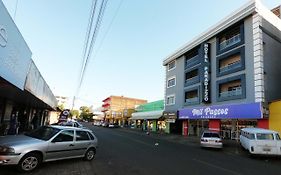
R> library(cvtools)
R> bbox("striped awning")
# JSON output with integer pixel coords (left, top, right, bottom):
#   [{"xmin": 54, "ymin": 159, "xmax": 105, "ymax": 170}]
[{"xmin": 131, "ymin": 110, "xmax": 164, "ymax": 120}]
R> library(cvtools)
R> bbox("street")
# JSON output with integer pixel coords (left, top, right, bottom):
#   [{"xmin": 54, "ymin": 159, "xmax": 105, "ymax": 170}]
[{"xmin": 1, "ymin": 125, "xmax": 281, "ymax": 175}]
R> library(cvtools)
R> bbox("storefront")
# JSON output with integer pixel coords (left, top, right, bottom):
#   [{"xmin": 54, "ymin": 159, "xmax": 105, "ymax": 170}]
[
  {"xmin": 179, "ymin": 102, "xmax": 264, "ymax": 139},
  {"xmin": 131, "ymin": 110, "xmax": 165, "ymax": 132},
  {"xmin": 0, "ymin": 1, "xmax": 57, "ymax": 134},
  {"xmin": 163, "ymin": 111, "xmax": 180, "ymax": 134}
]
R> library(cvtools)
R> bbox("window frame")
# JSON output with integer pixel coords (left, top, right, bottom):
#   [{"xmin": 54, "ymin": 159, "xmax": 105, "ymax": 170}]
[
  {"xmin": 166, "ymin": 94, "xmax": 175, "ymax": 106},
  {"xmin": 167, "ymin": 76, "xmax": 176, "ymax": 88},
  {"xmin": 168, "ymin": 60, "xmax": 176, "ymax": 71},
  {"xmin": 216, "ymin": 46, "xmax": 245, "ymax": 77},
  {"xmin": 216, "ymin": 74, "xmax": 246, "ymax": 102}
]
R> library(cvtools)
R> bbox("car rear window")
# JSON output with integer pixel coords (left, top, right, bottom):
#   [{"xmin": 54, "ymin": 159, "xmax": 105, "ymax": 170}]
[{"xmin": 203, "ymin": 132, "xmax": 220, "ymax": 138}]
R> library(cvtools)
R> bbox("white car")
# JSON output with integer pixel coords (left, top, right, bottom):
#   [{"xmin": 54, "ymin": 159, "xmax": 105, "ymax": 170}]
[
  {"xmin": 240, "ymin": 128, "xmax": 281, "ymax": 155},
  {"xmin": 200, "ymin": 130, "xmax": 223, "ymax": 149}
]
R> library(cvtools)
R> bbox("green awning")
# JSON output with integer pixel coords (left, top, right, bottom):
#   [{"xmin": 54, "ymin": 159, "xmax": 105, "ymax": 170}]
[{"xmin": 131, "ymin": 110, "xmax": 164, "ymax": 120}]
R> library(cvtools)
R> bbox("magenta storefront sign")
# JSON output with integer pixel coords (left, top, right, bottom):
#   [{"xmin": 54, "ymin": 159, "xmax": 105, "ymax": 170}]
[{"xmin": 179, "ymin": 102, "xmax": 262, "ymax": 119}]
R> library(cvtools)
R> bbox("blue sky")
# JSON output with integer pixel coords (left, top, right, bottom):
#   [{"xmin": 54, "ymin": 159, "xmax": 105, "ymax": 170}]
[{"xmin": 2, "ymin": 0, "xmax": 280, "ymax": 108}]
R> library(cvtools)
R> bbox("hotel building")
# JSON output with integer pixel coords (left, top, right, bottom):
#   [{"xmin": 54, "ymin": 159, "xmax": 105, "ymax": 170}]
[{"xmin": 163, "ymin": 1, "xmax": 281, "ymax": 139}]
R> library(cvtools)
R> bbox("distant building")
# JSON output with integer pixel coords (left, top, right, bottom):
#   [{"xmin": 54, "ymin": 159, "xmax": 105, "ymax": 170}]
[{"xmin": 102, "ymin": 96, "xmax": 147, "ymax": 125}]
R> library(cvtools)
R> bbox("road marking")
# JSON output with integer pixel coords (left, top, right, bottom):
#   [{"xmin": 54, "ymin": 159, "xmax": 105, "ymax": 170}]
[{"xmin": 193, "ymin": 158, "xmax": 241, "ymax": 175}]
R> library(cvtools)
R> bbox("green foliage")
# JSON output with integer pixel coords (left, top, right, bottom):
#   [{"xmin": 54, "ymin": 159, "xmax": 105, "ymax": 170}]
[
  {"xmin": 79, "ymin": 106, "xmax": 93, "ymax": 121},
  {"xmin": 57, "ymin": 104, "xmax": 64, "ymax": 111},
  {"xmin": 70, "ymin": 110, "xmax": 79, "ymax": 118}
]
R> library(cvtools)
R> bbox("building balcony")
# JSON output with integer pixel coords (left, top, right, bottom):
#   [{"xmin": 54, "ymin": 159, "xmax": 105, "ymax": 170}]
[
  {"xmin": 219, "ymin": 34, "xmax": 241, "ymax": 51},
  {"xmin": 219, "ymin": 60, "xmax": 241, "ymax": 73},
  {"xmin": 219, "ymin": 87, "xmax": 242, "ymax": 98},
  {"xmin": 185, "ymin": 97, "xmax": 199, "ymax": 105},
  {"xmin": 185, "ymin": 76, "xmax": 200, "ymax": 87},
  {"xmin": 185, "ymin": 55, "xmax": 200, "ymax": 69}
]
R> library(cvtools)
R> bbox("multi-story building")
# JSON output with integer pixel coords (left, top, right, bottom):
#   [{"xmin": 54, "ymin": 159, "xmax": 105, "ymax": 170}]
[
  {"xmin": 163, "ymin": 0, "xmax": 281, "ymax": 139},
  {"xmin": 102, "ymin": 96, "xmax": 147, "ymax": 125}
]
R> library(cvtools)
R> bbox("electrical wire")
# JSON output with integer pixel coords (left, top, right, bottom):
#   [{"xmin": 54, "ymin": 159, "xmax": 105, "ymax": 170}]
[{"xmin": 73, "ymin": 0, "xmax": 109, "ymax": 109}]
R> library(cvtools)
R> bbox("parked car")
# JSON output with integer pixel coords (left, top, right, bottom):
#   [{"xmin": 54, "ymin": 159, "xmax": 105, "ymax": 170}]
[
  {"xmin": 52, "ymin": 121, "xmax": 84, "ymax": 128},
  {"xmin": 0, "ymin": 125, "xmax": 98, "ymax": 172},
  {"xmin": 108, "ymin": 123, "xmax": 119, "ymax": 128},
  {"xmin": 240, "ymin": 127, "xmax": 281, "ymax": 155},
  {"xmin": 200, "ymin": 130, "xmax": 223, "ymax": 149}
]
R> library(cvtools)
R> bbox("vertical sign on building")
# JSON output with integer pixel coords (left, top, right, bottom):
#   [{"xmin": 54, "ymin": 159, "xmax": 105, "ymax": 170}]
[{"xmin": 202, "ymin": 43, "xmax": 211, "ymax": 103}]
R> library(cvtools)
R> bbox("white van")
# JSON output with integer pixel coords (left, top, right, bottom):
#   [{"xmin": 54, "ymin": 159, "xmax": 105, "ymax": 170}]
[{"xmin": 240, "ymin": 128, "xmax": 281, "ymax": 155}]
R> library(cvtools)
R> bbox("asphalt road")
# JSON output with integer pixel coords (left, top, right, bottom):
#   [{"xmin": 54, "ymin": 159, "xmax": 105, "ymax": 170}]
[{"xmin": 1, "ymin": 125, "xmax": 281, "ymax": 175}]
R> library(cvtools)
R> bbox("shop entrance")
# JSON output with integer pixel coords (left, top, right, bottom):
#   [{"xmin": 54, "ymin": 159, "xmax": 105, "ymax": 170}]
[
  {"xmin": 221, "ymin": 119, "xmax": 257, "ymax": 140},
  {"xmin": 188, "ymin": 120, "xmax": 208, "ymax": 136}
]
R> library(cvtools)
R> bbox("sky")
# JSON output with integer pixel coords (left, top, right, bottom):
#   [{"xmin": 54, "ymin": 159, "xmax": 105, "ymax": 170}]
[{"xmin": 2, "ymin": 0, "xmax": 280, "ymax": 109}]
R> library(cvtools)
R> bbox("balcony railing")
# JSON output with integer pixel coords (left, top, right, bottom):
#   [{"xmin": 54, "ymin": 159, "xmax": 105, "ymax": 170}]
[
  {"xmin": 185, "ymin": 97, "xmax": 199, "ymax": 104},
  {"xmin": 185, "ymin": 55, "xmax": 200, "ymax": 69},
  {"xmin": 219, "ymin": 60, "xmax": 241, "ymax": 73},
  {"xmin": 219, "ymin": 87, "xmax": 242, "ymax": 98},
  {"xmin": 219, "ymin": 34, "xmax": 241, "ymax": 50},
  {"xmin": 185, "ymin": 76, "xmax": 200, "ymax": 86}
]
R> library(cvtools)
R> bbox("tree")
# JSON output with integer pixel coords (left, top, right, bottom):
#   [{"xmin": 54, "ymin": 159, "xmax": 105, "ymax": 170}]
[
  {"xmin": 70, "ymin": 110, "xmax": 79, "ymax": 118},
  {"xmin": 79, "ymin": 106, "xmax": 93, "ymax": 121},
  {"xmin": 57, "ymin": 104, "xmax": 64, "ymax": 111}
]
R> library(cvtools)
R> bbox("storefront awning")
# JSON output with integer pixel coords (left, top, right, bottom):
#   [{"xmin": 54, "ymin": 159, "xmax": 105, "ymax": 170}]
[{"xmin": 131, "ymin": 110, "xmax": 164, "ymax": 120}]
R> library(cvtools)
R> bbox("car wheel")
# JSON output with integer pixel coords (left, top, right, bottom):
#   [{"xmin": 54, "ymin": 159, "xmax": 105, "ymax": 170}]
[
  {"xmin": 17, "ymin": 152, "xmax": 41, "ymax": 172},
  {"xmin": 84, "ymin": 148, "xmax": 96, "ymax": 161}
]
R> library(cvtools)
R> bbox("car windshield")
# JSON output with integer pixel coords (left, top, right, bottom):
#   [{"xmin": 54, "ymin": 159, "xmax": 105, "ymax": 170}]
[
  {"xmin": 25, "ymin": 126, "xmax": 61, "ymax": 141},
  {"xmin": 203, "ymin": 132, "xmax": 220, "ymax": 138}
]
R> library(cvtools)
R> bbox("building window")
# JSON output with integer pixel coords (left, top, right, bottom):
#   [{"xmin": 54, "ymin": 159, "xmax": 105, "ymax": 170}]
[
  {"xmin": 219, "ymin": 54, "xmax": 241, "ymax": 73},
  {"xmin": 217, "ymin": 23, "xmax": 244, "ymax": 55},
  {"xmin": 167, "ymin": 77, "xmax": 176, "ymax": 88},
  {"xmin": 185, "ymin": 89, "xmax": 199, "ymax": 105},
  {"xmin": 216, "ymin": 46, "xmax": 245, "ymax": 77},
  {"xmin": 217, "ymin": 74, "xmax": 246, "ymax": 101},
  {"xmin": 166, "ymin": 95, "xmax": 175, "ymax": 105},
  {"xmin": 185, "ymin": 69, "xmax": 200, "ymax": 86},
  {"xmin": 185, "ymin": 47, "xmax": 200, "ymax": 69},
  {"xmin": 168, "ymin": 61, "xmax": 176, "ymax": 71}
]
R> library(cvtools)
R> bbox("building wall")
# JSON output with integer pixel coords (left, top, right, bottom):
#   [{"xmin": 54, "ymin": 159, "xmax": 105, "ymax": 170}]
[
  {"xmin": 165, "ymin": 56, "xmax": 185, "ymax": 112},
  {"xmin": 262, "ymin": 19, "xmax": 281, "ymax": 103},
  {"xmin": 269, "ymin": 101, "xmax": 281, "ymax": 134}
]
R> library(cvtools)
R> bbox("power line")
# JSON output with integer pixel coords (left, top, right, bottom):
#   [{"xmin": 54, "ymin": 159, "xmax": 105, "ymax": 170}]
[{"xmin": 73, "ymin": 0, "xmax": 109, "ymax": 109}]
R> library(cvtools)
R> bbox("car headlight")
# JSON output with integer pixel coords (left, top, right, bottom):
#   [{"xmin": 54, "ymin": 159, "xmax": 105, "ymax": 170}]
[{"xmin": 0, "ymin": 145, "xmax": 15, "ymax": 154}]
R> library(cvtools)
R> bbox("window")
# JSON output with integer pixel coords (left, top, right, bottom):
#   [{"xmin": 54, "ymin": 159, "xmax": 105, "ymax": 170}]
[
  {"xmin": 185, "ymin": 90, "xmax": 199, "ymax": 105},
  {"xmin": 256, "ymin": 133, "xmax": 274, "ymax": 140},
  {"xmin": 216, "ymin": 23, "xmax": 245, "ymax": 55},
  {"xmin": 167, "ymin": 77, "xmax": 176, "ymax": 88},
  {"xmin": 276, "ymin": 134, "xmax": 281, "ymax": 140},
  {"xmin": 53, "ymin": 130, "xmax": 74, "ymax": 142},
  {"xmin": 166, "ymin": 95, "xmax": 175, "ymax": 105},
  {"xmin": 87, "ymin": 131, "xmax": 95, "ymax": 140},
  {"xmin": 168, "ymin": 61, "xmax": 176, "ymax": 71},
  {"xmin": 185, "ymin": 69, "xmax": 200, "ymax": 86},
  {"xmin": 219, "ymin": 80, "xmax": 242, "ymax": 98},
  {"xmin": 219, "ymin": 54, "xmax": 241, "ymax": 73},
  {"xmin": 219, "ymin": 26, "xmax": 241, "ymax": 51},
  {"xmin": 216, "ymin": 46, "xmax": 245, "ymax": 77},
  {"xmin": 216, "ymin": 74, "xmax": 245, "ymax": 101},
  {"xmin": 76, "ymin": 131, "xmax": 90, "ymax": 141}
]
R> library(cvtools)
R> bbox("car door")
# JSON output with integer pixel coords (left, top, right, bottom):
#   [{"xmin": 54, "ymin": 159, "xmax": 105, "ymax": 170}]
[
  {"xmin": 75, "ymin": 130, "xmax": 92, "ymax": 156},
  {"xmin": 46, "ymin": 130, "xmax": 75, "ymax": 161}
]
